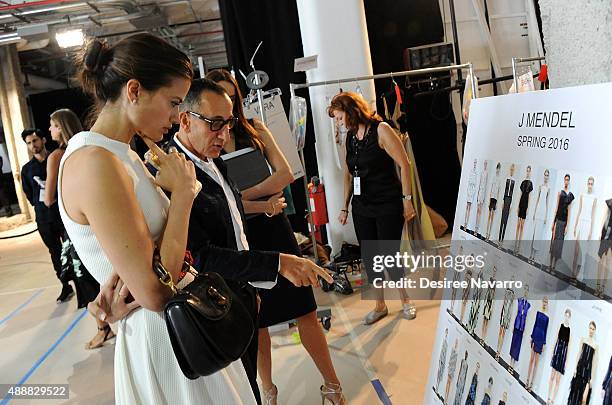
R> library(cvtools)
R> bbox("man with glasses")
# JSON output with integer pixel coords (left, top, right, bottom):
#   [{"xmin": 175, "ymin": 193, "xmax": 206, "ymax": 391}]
[
  {"xmin": 88, "ymin": 80, "xmax": 331, "ymax": 404},
  {"xmin": 163, "ymin": 79, "xmax": 330, "ymax": 403}
]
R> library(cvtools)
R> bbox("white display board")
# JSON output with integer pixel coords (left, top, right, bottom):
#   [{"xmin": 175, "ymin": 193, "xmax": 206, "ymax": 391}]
[
  {"xmin": 425, "ymin": 83, "xmax": 612, "ymax": 405},
  {"xmin": 243, "ymin": 94, "xmax": 305, "ymax": 179}
]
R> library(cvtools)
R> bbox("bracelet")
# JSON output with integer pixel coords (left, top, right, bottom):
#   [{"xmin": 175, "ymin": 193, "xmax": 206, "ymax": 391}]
[
  {"xmin": 341, "ymin": 209, "xmax": 349, "ymax": 213},
  {"xmin": 265, "ymin": 201, "xmax": 275, "ymax": 217},
  {"xmin": 402, "ymin": 195, "xmax": 412, "ymax": 201}
]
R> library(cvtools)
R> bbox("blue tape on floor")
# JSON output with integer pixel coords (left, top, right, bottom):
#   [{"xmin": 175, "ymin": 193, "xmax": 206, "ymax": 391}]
[
  {"xmin": 0, "ymin": 289, "xmax": 43, "ymax": 327},
  {"xmin": 0, "ymin": 309, "xmax": 88, "ymax": 405},
  {"xmin": 371, "ymin": 379, "xmax": 393, "ymax": 405}
]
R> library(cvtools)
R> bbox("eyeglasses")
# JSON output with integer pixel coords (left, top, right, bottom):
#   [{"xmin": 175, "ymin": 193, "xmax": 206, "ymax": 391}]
[{"xmin": 187, "ymin": 111, "xmax": 238, "ymax": 131}]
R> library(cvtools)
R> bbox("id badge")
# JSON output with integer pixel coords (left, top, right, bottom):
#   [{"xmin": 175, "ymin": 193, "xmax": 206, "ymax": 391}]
[
  {"xmin": 353, "ymin": 176, "xmax": 361, "ymax": 196},
  {"xmin": 39, "ymin": 189, "xmax": 45, "ymax": 202}
]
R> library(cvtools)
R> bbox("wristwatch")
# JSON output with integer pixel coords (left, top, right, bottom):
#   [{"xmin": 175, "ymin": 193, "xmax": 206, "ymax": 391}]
[{"xmin": 402, "ymin": 195, "xmax": 412, "ymax": 201}]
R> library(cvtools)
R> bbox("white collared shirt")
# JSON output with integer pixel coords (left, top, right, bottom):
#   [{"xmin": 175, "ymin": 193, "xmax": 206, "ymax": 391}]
[{"xmin": 173, "ymin": 136, "xmax": 277, "ymax": 288}]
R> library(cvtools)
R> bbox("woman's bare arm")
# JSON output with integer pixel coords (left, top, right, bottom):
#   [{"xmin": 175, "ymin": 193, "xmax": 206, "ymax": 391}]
[
  {"xmin": 44, "ymin": 149, "xmax": 63, "ymax": 207},
  {"xmin": 241, "ymin": 119, "xmax": 294, "ymax": 200},
  {"xmin": 62, "ymin": 146, "xmax": 194, "ymax": 311}
]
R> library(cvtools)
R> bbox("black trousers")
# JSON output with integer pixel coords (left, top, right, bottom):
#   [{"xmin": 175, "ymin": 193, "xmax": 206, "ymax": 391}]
[
  {"xmin": 37, "ymin": 220, "xmax": 65, "ymax": 283},
  {"xmin": 498, "ymin": 197, "xmax": 512, "ymax": 242},
  {"xmin": 353, "ymin": 212, "xmax": 404, "ymax": 283},
  {"xmin": 240, "ymin": 317, "xmax": 261, "ymax": 405}
]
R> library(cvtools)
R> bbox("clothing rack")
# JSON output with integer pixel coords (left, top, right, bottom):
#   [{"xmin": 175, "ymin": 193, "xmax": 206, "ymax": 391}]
[
  {"xmin": 511, "ymin": 56, "xmax": 545, "ymax": 92},
  {"xmin": 412, "ymin": 72, "xmax": 541, "ymax": 98},
  {"xmin": 289, "ymin": 63, "xmax": 476, "ymax": 262},
  {"xmin": 289, "ymin": 63, "xmax": 476, "ymax": 96}
]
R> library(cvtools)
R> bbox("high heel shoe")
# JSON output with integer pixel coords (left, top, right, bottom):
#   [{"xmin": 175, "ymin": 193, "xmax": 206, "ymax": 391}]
[
  {"xmin": 320, "ymin": 382, "xmax": 346, "ymax": 405},
  {"xmin": 262, "ymin": 385, "xmax": 277, "ymax": 405}
]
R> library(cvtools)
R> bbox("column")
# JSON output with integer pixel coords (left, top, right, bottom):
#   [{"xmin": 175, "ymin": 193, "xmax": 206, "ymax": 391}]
[
  {"xmin": 296, "ymin": 0, "xmax": 375, "ymax": 253},
  {"xmin": 538, "ymin": 0, "xmax": 612, "ymax": 87},
  {"xmin": 0, "ymin": 44, "xmax": 34, "ymax": 220}
]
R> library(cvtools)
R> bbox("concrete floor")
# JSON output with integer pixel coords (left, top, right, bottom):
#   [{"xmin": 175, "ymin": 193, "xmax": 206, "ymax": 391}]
[{"xmin": 0, "ymin": 222, "xmax": 441, "ymax": 404}]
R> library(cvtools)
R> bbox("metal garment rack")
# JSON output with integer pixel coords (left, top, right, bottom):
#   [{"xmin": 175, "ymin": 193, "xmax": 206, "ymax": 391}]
[
  {"xmin": 289, "ymin": 63, "xmax": 477, "ymax": 263},
  {"xmin": 511, "ymin": 56, "xmax": 546, "ymax": 92}
]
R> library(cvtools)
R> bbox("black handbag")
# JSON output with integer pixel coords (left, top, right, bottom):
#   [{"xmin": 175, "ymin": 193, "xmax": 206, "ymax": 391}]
[{"xmin": 153, "ymin": 253, "xmax": 255, "ymax": 379}]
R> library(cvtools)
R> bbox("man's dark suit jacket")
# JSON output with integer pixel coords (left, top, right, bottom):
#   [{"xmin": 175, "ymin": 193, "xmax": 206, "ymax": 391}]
[{"xmin": 163, "ymin": 138, "xmax": 280, "ymax": 405}]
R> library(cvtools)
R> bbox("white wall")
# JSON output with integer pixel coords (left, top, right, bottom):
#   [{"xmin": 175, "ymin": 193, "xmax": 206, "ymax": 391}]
[
  {"xmin": 538, "ymin": 0, "xmax": 612, "ymax": 88},
  {"xmin": 296, "ymin": 0, "xmax": 377, "ymax": 253}
]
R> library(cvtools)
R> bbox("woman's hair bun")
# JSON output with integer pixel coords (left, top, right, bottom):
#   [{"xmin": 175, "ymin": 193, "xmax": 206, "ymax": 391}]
[{"xmin": 84, "ymin": 39, "xmax": 109, "ymax": 73}]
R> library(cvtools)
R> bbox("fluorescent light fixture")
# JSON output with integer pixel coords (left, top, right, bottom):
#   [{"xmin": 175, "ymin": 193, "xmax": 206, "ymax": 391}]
[{"xmin": 55, "ymin": 28, "xmax": 84, "ymax": 48}]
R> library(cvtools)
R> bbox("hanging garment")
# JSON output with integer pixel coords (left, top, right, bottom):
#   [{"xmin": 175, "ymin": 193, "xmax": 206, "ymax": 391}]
[
  {"xmin": 567, "ymin": 342, "xmax": 595, "ymax": 405},
  {"xmin": 530, "ymin": 311, "xmax": 549, "ymax": 354},
  {"xmin": 481, "ymin": 392, "xmax": 491, "ymax": 405},
  {"xmin": 400, "ymin": 86, "xmax": 460, "ymax": 225},
  {"xmin": 550, "ymin": 324, "xmax": 571, "ymax": 374},
  {"xmin": 509, "ymin": 297, "xmax": 531, "ymax": 361},
  {"xmin": 394, "ymin": 129, "xmax": 438, "ymax": 254}
]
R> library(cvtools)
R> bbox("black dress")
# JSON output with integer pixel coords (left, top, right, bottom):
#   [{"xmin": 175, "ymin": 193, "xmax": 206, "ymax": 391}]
[
  {"xmin": 567, "ymin": 342, "xmax": 595, "ymax": 405},
  {"xmin": 603, "ymin": 355, "xmax": 611, "ymax": 405},
  {"xmin": 552, "ymin": 190, "xmax": 574, "ymax": 259},
  {"xmin": 247, "ymin": 213, "xmax": 317, "ymax": 327},
  {"xmin": 345, "ymin": 121, "xmax": 404, "ymax": 283},
  {"xmin": 551, "ymin": 324, "xmax": 571, "ymax": 374},
  {"xmin": 599, "ymin": 199, "xmax": 612, "ymax": 258},
  {"xmin": 231, "ymin": 125, "xmax": 317, "ymax": 328},
  {"xmin": 518, "ymin": 179, "xmax": 533, "ymax": 219},
  {"xmin": 345, "ymin": 121, "xmax": 402, "ymax": 218}
]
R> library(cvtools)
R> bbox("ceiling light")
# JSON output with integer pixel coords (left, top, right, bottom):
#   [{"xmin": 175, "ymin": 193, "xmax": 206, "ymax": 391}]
[{"xmin": 55, "ymin": 28, "xmax": 84, "ymax": 48}]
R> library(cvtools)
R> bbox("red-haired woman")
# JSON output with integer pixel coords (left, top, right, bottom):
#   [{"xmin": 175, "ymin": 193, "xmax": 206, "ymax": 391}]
[
  {"xmin": 328, "ymin": 91, "xmax": 417, "ymax": 325},
  {"xmin": 208, "ymin": 69, "xmax": 345, "ymax": 405}
]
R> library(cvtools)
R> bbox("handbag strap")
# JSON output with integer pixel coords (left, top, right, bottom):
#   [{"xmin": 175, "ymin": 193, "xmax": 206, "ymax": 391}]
[{"xmin": 153, "ymin": 248, "xmax": 178, "ymax": 294}]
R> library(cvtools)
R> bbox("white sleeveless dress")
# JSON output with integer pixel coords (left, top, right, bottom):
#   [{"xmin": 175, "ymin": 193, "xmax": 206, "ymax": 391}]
[{"xmin": 57, "ymin": 131, "xmax": 256, "ymax": 405}]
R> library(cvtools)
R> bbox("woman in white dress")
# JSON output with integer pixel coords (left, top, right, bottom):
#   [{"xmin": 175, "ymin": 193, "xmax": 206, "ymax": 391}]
[
  {"xmin": 464, "ymin": 159, "xmax": 478, "ymax": 229},
  {"xmin": 529, "ymin": 169, "xmax": 551, "ymax": 263},
  {"xmin": 572, "ymin": 176, "xmax": 597, "ymax": 281},
  {"xmin": 58, "ymin": 33, "xmax": 257, "ymax": 404},
  {"xmin": 475, "ymin": 160, "xmax": 489, "ymax": 235}
]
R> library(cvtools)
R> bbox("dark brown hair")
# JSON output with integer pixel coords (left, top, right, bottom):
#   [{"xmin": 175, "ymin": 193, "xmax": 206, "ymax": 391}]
[
  {"xmin": 76, "ymin": 33, "xmax": 193, "ymax": 106},
  {"xmin": 327, "ymin": 92, "xmax": 382, "ymax": 132},
  {"xmin": 206, "ymin": 69, "xmax": 264, "ymax": 151}
]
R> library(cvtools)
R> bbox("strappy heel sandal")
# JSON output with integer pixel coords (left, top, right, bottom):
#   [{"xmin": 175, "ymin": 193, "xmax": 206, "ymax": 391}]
[{"xmin": 85, "ymin": 324, "xmax": 115, "ymax": 350}]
